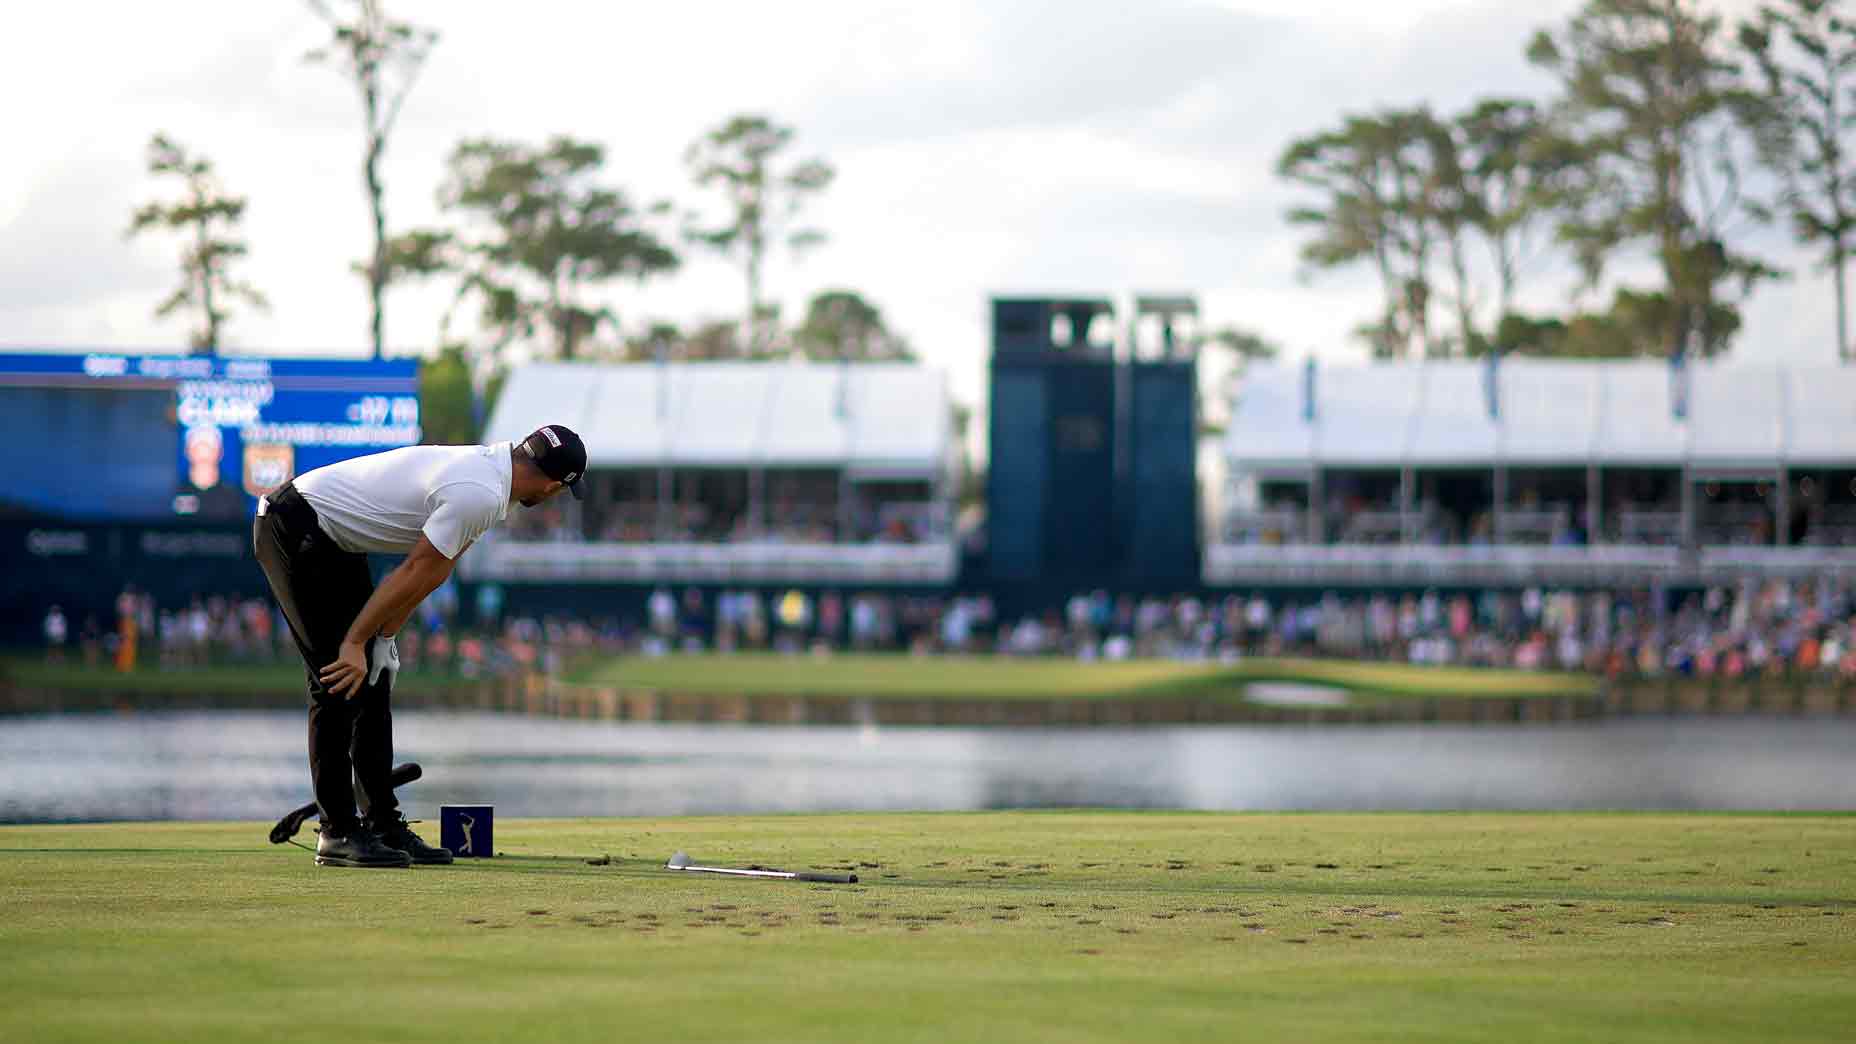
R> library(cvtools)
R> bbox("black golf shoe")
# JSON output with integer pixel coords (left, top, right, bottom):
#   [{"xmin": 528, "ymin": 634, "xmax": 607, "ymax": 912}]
[
  {"xmin": 371, "ymin": 815, "xmax": 454, "ymax": 865},
  {"xmin": 315, "ymin": 826, "xmax": 411, "ymax": 868}
]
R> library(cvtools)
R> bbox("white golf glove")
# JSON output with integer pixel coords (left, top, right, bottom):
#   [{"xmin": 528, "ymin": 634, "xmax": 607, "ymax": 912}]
[{"xmin": 366, "ymin": 633, "xmax": 401, "ymax": 687}]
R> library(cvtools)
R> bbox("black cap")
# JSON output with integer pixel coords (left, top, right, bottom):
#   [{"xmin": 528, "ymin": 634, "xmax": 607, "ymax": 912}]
[{"xmin": 519, "ymin": 425, "xmax": 587, "ymax": 500}]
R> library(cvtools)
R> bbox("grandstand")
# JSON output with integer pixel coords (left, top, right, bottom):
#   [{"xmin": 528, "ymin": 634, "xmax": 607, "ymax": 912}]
[
  {"xmin": 8, "ymin": 339, "xmax": 1855, "ymax": 651},
  {"xmin": 1213, "ymin": 357, "xmax": 1856, "ymax": 586},
  {"xmin": 465, "ymin": 360, "xmax": 958, "ymax": 585}
]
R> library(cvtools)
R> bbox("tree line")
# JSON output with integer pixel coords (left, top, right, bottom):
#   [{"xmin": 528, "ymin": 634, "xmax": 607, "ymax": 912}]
[
  {"xmin": 1279, "ymin": 0, "xmax": 1856, "ymax": 361},
  {"xmin": 125, "ymin": 1, "xmax": 914, "ymax": 390}
]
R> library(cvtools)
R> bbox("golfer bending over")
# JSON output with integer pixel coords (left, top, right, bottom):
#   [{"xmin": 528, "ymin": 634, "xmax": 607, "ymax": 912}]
[{"xmin": 254, "ymin": 426, "xmax": 586, "ymax": 868}]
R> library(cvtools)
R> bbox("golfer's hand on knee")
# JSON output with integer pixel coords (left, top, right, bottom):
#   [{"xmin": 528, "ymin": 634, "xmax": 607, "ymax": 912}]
[{"xmin": 320, "ymin": 640, "xmax": 369, "ymax": 698}]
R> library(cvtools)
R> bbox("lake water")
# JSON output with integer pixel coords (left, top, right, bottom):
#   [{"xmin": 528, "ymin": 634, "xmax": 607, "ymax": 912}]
[{"xmin": 1, "ymin": 710, "xmax": 1852, "ymax": 824}]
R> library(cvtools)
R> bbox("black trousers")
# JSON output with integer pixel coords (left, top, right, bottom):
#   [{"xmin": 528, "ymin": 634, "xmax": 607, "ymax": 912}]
[{"xmin": 252, "ymin": 483, "xmax": 397, "ymax": 835}]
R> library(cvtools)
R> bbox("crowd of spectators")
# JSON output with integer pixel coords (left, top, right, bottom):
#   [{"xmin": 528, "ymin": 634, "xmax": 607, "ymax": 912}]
[
  {"xmin": 501, "ymin": 478, "xmax": 946, "ymax": 547},
  {"xmin": 1231, "ymin": 472, "xmax": 1856, "ymax": 548},
  {"xmin": 39, "ymin": 588, "xmax": 290, "ymax": 672},
  {"xmin": 613, "ymin": 580, "xmax": 1856, "ymax": 682},
  {"xmin": 39, "ymin": 579, "xmax": 1856, "ymax": 686},
  {"xmin": 639, "ymin": 587, "xmax": 959, "ymax": 655},
  {"xmin": 39, "ymin": 583, "xmax": 600, "ymax": 684}
]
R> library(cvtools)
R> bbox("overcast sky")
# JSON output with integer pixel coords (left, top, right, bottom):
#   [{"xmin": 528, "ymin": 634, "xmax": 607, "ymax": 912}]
[{"xmin": 0, "ymin": 0, "xmax": 1828, "ymax": 415}]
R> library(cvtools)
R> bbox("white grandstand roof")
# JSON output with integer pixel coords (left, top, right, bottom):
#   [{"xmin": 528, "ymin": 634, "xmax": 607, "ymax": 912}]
[
  {"xmin": 1789, "ymin": 365, "xmax": 1856, "ymax": 465},
  {"xmin": 1408, "ymin": 363, "xmax": 1500, "ymax": 465},
  {"xmin": 1224, "ymin": 362, "xmax": 1312, "ymax": 471},
  {"xmin": 1498, "ymin": 358, "xmax": 1600, "ymax": 462},
  {"xmin": 485, "ymin": 360, "xmax": 949, "ymax": 473},
  {"xmin": 1226, "ymin": 359, "xmax": 1856, "ymax": 470},
  {"xmin": 1687, "ymin": 365, "xmax": 1783, "ymax": 468},
  {"xmin": 1592, "ymin": 360, "xmax": 1687, "ymax": 465},
  {"xmin": 1313, "ymin": 366, "xmax": 1418, "ymax": 467}
]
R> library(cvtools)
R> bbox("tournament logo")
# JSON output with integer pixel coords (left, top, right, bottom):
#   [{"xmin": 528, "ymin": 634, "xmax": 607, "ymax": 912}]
[{"xmin": 243, "ymin": 442, "xmax": 295, "ymax": 497}]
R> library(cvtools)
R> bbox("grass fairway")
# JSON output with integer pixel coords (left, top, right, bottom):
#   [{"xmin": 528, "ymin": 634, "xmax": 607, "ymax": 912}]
[
  {"xmin": 568, "ymin": 652, "xmax": 1595, "ymax": 701},
  {"xmin": 3, "ymin": 814, "xmax": 1851, "ymax": 1043}
]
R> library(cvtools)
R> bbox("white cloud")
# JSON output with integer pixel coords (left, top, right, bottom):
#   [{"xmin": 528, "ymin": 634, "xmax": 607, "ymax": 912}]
[{"xmin": 0, "ymin": 0, "xmax": 1841, "ymax": 409}]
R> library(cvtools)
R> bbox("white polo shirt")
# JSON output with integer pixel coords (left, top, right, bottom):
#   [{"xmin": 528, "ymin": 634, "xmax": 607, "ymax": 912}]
[{"xmin": 292, "ymin": 442, "xmax": 513, "ymax": 559}]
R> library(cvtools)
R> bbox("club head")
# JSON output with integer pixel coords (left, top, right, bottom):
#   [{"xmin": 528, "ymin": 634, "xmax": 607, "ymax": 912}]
[{"xmin": 666, "ymin": 851, "xmax": 693, "ymax": 870}]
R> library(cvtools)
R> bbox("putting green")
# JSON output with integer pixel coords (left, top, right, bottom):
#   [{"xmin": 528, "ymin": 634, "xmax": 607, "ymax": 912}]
[
  {"xmin": 3, "ymin": 813, "xmax": 1851, "ymax": 1042},
  {"xmin": 4, "ymin": 654, "xmax": 1594, "ymax": 707},
  {"xmin": 567, "ymin": 653, "xmax": 1595, "ymax": 701}
]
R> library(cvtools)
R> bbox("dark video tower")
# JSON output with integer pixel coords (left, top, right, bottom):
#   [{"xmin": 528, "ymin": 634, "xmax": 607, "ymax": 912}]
[
  {"xmin": 987, "ymin": 298, "xmax": 1119, "ymax": 586},
  {"xmin": 986, "ymin": 296, "xmax": 1199, "ymax": 597},
  {"xmin": 1123, "ymin": 357, "xmax": 1199, "ymax": 585},
  {"xmin": 1120, "ymin": 296, "xmax": 1200, "ymax": 586}
]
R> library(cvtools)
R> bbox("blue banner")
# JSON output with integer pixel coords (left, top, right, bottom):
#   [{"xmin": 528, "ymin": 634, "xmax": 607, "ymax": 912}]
[
  {"xmin": 0, "ymin": 351, "xmax": 418, "ymax": 386},
  {"xmin": 0, "ymin": 352, "xmax": 422, "ymax": 521}
]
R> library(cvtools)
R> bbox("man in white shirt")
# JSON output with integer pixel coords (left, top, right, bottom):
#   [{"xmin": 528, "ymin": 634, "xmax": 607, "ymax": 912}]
[{"xmin": 253, "ymin": 425, "xmax": 586, "ymax": 868}]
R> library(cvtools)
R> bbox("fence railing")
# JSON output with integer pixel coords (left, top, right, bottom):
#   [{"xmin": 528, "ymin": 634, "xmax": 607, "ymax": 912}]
[
  {"xmin": 1203, "ymin": 543, "xmax": 1856, "ymax": 585},
  {"xmin": 462, "ymin": 538, "xmax": 959, "ymax": 585}
]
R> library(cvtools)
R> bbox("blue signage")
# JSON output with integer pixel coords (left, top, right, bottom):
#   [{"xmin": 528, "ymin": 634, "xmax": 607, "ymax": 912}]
[
  {"xmin": 0, "ymin": 351, "xmax": 418, "ymax": 385},
  {"xmin": 0, "ymin": 352, "xmax": 422, "ymax": 519}
]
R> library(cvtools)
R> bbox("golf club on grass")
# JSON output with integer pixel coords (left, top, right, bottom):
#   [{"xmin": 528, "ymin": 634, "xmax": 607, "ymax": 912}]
[
  {"xmin": 268, "ymin": 761, "xmax": 422, "ymax": 845},
  {"xmin": 666, "ymin": 850, "xmax": 858, "ymax": 884}
]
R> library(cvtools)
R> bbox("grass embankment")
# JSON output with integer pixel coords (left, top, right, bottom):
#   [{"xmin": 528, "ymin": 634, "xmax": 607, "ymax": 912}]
[
  {"xmin": 2, "ymin": 813, "xmax": 1851, "ymax": 1043},
  {"xmin": 568, "ymin": 652, "xmax": 1596, "ymax": 702}
]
